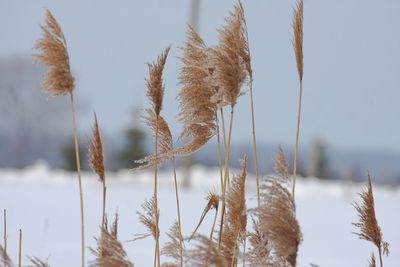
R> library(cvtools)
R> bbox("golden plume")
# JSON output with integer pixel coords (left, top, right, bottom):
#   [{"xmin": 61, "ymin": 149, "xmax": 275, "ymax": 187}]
[
  {"xmin": 33, "ymin": 9, "xmax": 75, "ymax": 96},
  {"xmin": 353, "ymin": 175, "xmax": 389, "ymax": 267},
  {"xmin": 89, "ymin": 213, "xmax": 134, "ymax": 267}
]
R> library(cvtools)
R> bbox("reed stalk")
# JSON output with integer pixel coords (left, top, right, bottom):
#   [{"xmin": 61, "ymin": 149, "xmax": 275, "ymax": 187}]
[
  {"xmin": 218, "ymin": 105, "xmax": 235, "ymax": 246},
  {"xmin": 70, "ymin": 92, "xmax": 85, "ymax": 267},
  {"xmin": 153, "ymin": 120, "xmax": 161, "ymax": 267},
  {"xmin": 18, "ymin": 229, "xmax": 22, "ymax": 267}
]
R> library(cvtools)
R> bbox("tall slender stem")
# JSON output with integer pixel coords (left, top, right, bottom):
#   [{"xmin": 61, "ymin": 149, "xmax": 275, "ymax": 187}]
[
  {"xmin": 218, "ymin": 106, "xmax": 235, "ymax": 246},
  {"xmin": 3, "ymin": 210, "xmax": 6, "ymax": 267},
  {"xmin": 70, "ymin": 92, "xmax": 85, "ymax": 267},
  {"xmin": 220, "ymin": 109, "xmax": 229, "ymax": 188},
  {"xmin": 101, "ymin": 178, "xmax": 107, "ymax": 230},
  {"xmin": 249, "ymin": 79, "xmax": 260, "ymax": 207},
  {"xmin": 153, "ymin": 118, "xmax": 161, "ymax": 267},
  {"xmin": 378, "ymin": 247, "xmax": 383, "ymax": 267},
  {"xmin": 216, "ymin": 114, "xmax": 224, "ymax": 195},
  {"xmin": 18, "ymin": 229, "xmax": 22, "ymax": 267},
  {"xmin": 292, "ymin": 80, "xmax": 303, "ymax": 199},
  {"xmin": 172, "ymin": 156, "xmax": 183, "ymax": 267},
  {"xmin": 242, "ymin": 239, "xmax": 246, "ymax": 267}
]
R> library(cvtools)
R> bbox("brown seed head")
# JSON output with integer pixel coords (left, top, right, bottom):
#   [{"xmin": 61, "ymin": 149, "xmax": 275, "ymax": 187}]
[
  {"xmin": 33, "ymin": 9, "xmax": 75, "ymax": 96},
  {"xmin": 292, "ymin": 0, "xmax": 304, "ymax": 81},
  {"xmin": 88, "ymin": 113, "xmax": 105, "ymax": 183}
]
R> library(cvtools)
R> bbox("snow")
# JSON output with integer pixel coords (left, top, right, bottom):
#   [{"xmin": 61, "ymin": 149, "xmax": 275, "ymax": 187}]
[{"xmin": 1, "ymin": 161, "xmax": 399, "ymax": 266}]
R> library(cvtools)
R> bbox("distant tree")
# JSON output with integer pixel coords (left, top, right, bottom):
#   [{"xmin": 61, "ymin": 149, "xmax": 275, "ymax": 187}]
[
  {"xmin": 118, "ymin": 126, "xmax": 147, "ymax": 169},
  {"xmin": 307, "ymin": 138, "xmax": 330, "ymax": 179},
  {"xmin": 60, "ymin": 138, "xmax": 88, "ymax": 171},
  {"xmin": 0, "ymin": 56, "xmax": 83, "ymax": 168}
]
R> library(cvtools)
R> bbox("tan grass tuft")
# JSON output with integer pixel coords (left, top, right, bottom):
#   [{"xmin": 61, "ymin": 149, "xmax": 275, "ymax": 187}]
[
  {"xmin": 134, "ymin": 196, "xmax": 159, "ymax": 241},
  {"xmin": 210, "ymin": 3, "xmax": 249, "ymax": 107},
  {"xmin": 33, "ymin": 9, "xmax": 75, "ymax": 96},
  {"xmin": 28, "ymin": 257, "xmax": 50, "ymax": 267},
  {"xmin": 221, "ymin": 156, "xmax": 248, "ymax": 266},
  {"xmin": 292, "ymin": 0, "xmax": 304, "ymax": 81},
  {"xmin": 0, "ymin": 246, "xmax": 13, "ymax": 267},
  {"xmin": 274, "ymin": 146, "xmax": 291, "ymax": 180},
  {"xmin": 175, "ymin": 26, "xmax": 217, "ymax": 155},
  {"xmin": 247, "ymin": 218, "xmax": 272, "ymax": 266},
  {"xmin": 186, "ymin": 235, "xmax": 227, "ymax": 267},
  {"xmin": 162, "ymin": 221, "xmax": 184, "ymax": 266},
  {"xmin": 353, "ymin": 175, "xmax": 389, "ymax": 267},
  {"xmin": 90, "ymin": 213, "xmax": 133, "ymax": 267}
]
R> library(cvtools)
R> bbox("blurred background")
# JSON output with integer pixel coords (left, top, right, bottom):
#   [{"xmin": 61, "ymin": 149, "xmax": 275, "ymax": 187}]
[{"xmin": 0, "ymin": 0, "xmax": 400, "ymax": 183}]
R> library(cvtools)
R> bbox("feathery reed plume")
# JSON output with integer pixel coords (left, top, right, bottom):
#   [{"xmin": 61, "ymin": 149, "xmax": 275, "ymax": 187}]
[
  {"xmin": 258, "ymin": 177, "xmax": 302, "ymax": 266},
  {"xmin": 18, "ymin": 230, "xmax": 21, "ymax": 267},
  {"xmin": 274, "ymin": 146, "xmax": 291, "ymax": 180},
  {"xmin": 186, "ymin": 235, "xmax": 228, "ymax": 267},
  {"xmin": 369, "ymin": 254, "xmax": 377, "ymax": 267},
  {"xmin": 33, "ymin": 10, "xmax": 85, "ymax": 266},
  {"xmin": 291, "ymin": 0, "xmax": 304, "ymax": 199},
  {"xmin": 90, "ymin": 213, "xmax": 133, "ymax": 267},
  {"xmin": 141, "ymin": 47, "xmax": 170, "ymax": 267},
  {"xmin": 214, "ymin": 2, "xmax": 250, "ymax": 247},
  {"xmin": 3, "ymin": 210, "xmax": 6, "ymax": 267},
  {"xmin": 247, "ymin": 218, "xmax": 272, "ymax": 266},
  {"xmin": 0, "ymin": 246, "xmax": 13, "ymax": 267},
  {"xmin": 189, "ymin": 192, "xmax": 219, "ymax": 242},
  {"xmin": 88, "ymin": 114, "xmax": 107, "ymax": 230},
  {"xmin": 162, "ymin": 221, "xmax": 184, "ymax": 266},
  {"xmin": 134, "ymin": 196, "xmax": 159, "ymax": 241},
  {"xmin": 175, "ymin": 26, "xmax": 217, "ymax": 156},
  {"xmin": 353, "ymin": 175, "xmax": 389, "ymax": 267},
  {"xmin": 220, "ymin": 156, "xmax": 247, "ymax": 266},
  {"xmin": 28, "ymin": 257, "xmax": 50, "ymax": 267},
  {"xmin": 250, "ymin": 150, "xmax": 302, "ymax": 266}
]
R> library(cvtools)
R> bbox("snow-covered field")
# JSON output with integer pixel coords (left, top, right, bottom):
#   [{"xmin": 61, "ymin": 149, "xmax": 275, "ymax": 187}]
[{"xmin": 1, "ymin": 162, "xmax": 399, "ymax": 266}]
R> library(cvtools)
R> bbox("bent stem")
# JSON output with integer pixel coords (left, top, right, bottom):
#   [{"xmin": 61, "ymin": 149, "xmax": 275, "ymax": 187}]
[
  {"xmin": 216, "ymin": 113, "xmax": 224, "ymax": 195},
  {"xmin": 378, "ymin": 246, "xmax": 383, "ymax": 267},
  {"xmin": 70, "ymin": 92, "xmax": 85, "ymax": 267},
  {"xmin": 292, "ymin": 80, "xmax": 303, "ymax": 199},
  {"xmin": 153, "ymin": 118, "xmax": 161, "ymax": 267},
  {"xmin": 220, "ymin": 108, "xmax": 229, "ymax": 188},
  {"xmin": 172, "ymin": 155, "xmax": 184, "ymax": 267},
  {"xmin": 210, "ymin": 207, "xmax": 218, "ymax": 241},
  {"xmin": 218, "ymin": 105, "xmax": 235, "ymax": 246}
]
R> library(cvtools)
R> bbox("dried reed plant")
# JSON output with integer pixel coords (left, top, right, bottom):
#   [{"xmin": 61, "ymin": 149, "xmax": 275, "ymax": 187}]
[
  {"xmin": 247, "ymin": 218, "xmax": 272, "ymax": 266},
  {"xmin": 189, "ymin": 192, "xmax": 219, "ymax": 242},
  {"xmin": 212, "ymin": 3, "xmax": 250, "ymax": 247},
  {"xmin": 142, "ymin": 47, "xmax": 170, "ymax": 267},
  {"xmin": 353, "ymin": 175, "xmax": 389, "ymax": 267},
  {"xmin": 134, "ymin": 112, "xmax": 184, "ymax": 266},
  {"xmin": 88, "ymin": 114, "xmax": 107, "ymax": 230},
  {"xmin": 291, "ymin": 0, "xmax": 304, "ymax": 199},
  {"xmin": 251, "ymin": 150, "xmax": 302, "ymax": 267},
  {"xmin": 186, "ymin": 235, "xmax": 227, "ymax": 267},
  {"xmin": 33, "ymin": 10, "xmax": 85, "ymax": 266},
  {"xmin": 369, "ymin": 254, "xmax": 377, "ymax": 267},
  {"xmin": 27, "ymin": 257, "xmax": 50, "ymax": 267},
  {"xmin": 162, "ymin": 221, "xmax": 184, "ymax": 266},
  {"xmin": 134, "ymin": 196, "xmax": 159, "ymax": 242},
  {"xmin": 220, "ymin": 156, "xmax": 247, "ymax": 267},
  {"xmin": 90, "ymin": 214, "xmax": 133, "ymax": 267},
  {"xmin": 176, "ymin": 26, "xmax": 217, "ymax": 156},
  {"xmin": 0, "ymin": 246, "xmax": 12, "ymax": 267}
]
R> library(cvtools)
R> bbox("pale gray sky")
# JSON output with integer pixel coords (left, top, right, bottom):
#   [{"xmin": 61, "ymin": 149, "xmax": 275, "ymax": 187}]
[{"xmin": 1, "ymin": 0, "xmax": 399, "ymax": 151}]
